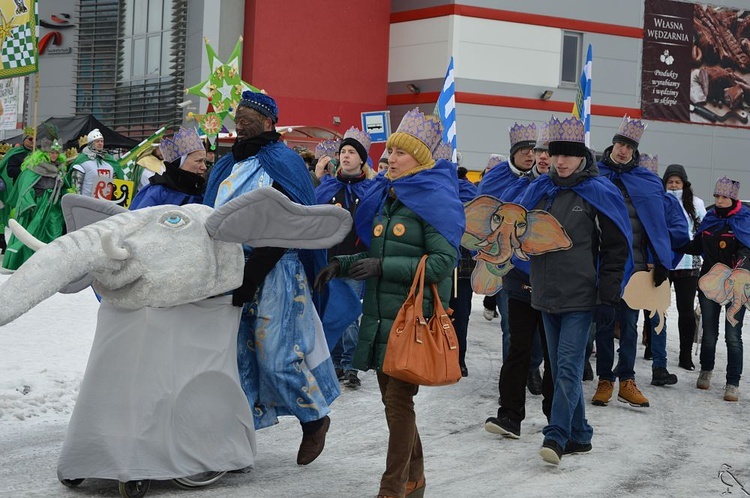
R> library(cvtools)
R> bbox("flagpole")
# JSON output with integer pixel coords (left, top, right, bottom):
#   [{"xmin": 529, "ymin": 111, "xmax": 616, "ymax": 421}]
[{"xmin": 31, "ymin": 73, "xmax": 39, "ymax": 152}]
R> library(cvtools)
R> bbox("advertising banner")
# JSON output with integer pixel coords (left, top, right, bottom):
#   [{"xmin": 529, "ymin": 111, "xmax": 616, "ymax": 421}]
[{"xmin": 643, "ymin": 0, "xmax": 750, "ymax": 127}]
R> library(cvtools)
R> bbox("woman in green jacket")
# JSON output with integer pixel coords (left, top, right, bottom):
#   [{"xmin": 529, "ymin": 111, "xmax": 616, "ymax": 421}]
[{"xmin": 315, "ymin": 108, "xmax": 465, "ymax": 498}]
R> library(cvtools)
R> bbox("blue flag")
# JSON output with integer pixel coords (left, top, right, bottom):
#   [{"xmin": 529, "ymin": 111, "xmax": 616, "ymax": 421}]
[
  {"xmin": 572, "ymin": 45, "xmax": 592, "ymax": 147},
  {"xmin": 437, "ymin": 57, "xmax": 457, "ymax": 162}
]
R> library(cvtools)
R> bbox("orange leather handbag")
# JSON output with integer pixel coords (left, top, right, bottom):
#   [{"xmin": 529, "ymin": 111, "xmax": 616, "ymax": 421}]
[{"xmin": 382, "ymin": 255, "xmax": 462, "ymax": 386}]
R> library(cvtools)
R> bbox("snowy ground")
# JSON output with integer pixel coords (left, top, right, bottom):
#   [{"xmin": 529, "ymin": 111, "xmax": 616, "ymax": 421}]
[{"xmin": 1, "ymin": 274, "xmax": 749, "ymax": 497}]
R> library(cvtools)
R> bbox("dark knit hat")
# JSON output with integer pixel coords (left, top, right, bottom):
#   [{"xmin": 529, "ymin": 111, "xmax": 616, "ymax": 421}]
[
  {"xmin": 339, "ymin": 137, "xmax": 368, "ymax": 164},
  {"xmin": 238, "ymin": 91, "xmax": 279, "ymax": 123},
  {"xmin": 548, "ymin": 141, "xmax": 587, "ymax": 158},
  {"xmin": 662, "ymin": 164, "xmax": 689, "ymax": 187}
]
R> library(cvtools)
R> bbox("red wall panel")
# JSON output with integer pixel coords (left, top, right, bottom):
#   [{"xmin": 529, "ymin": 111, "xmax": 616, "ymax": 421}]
[{"xmin": 243, "ymin": 0, "xmax": 391, "ymax": 136}]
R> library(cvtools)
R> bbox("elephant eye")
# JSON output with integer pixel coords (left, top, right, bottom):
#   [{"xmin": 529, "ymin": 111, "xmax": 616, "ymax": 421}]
[
  {"xmin": 159, "ymin": 211, "xmax": 189, "ymax": 228},
  {"xmin": 516, "ymin": 222, "xmax": 527, "ymax": 230}
]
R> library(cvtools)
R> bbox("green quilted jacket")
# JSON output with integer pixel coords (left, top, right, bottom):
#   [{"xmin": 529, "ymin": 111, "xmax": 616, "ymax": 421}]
[{"xmin": 336, "ymin": 196, "xmax": 456, "ymax": 371}]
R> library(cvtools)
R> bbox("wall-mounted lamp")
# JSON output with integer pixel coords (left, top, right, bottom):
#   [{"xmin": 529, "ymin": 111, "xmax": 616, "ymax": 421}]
[
  {"xmin": 333, "ymin": 116, "xmax": 341, "ymax": 125},
  {"xmin": 406, "ymin": 83, "xmax": 421, "ymax": 95},
  {"xmin": 540, "ymin": 90, "xmax": 554, "ymax": 101}
]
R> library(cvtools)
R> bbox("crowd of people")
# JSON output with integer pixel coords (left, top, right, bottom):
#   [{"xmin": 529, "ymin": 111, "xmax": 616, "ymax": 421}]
[{"xmin": 0, "ymin": 90, "xmax": 748, "ymax": 497}]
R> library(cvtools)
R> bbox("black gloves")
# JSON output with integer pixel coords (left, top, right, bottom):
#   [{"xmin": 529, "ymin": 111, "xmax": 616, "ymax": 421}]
[
  {"xmin": 232, "ymin": 281, "xmax": 258, "ymax": 307},
  {"xmin": 349, "ymin": 258, "xmax": 382, "ymax": 281},
  {"xmin": 594, "ymin": 303, "xmax": 616, "ymax": 328},
  {"xmin": 314, "ymin": 260, "xmax": 341, "ymax": 293},
  {"xmin": 653, "ymin": 264, "xmax": 669, "ymax": 287}
]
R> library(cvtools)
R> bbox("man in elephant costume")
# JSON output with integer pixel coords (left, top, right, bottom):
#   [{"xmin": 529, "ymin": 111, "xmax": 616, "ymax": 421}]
[{"xmin": 204, "ymin": 90, "xmax": 338, "ymax": 465}]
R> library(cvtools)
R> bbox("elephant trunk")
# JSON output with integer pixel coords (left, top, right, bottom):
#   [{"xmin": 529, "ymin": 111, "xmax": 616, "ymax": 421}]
[
  {"xmin": 0, "ymin": 217, "xmax": 133, "ymax": 326},
  {"xmin": 726, "ymin": 292, "xmax": 743, "ymax": 327}
]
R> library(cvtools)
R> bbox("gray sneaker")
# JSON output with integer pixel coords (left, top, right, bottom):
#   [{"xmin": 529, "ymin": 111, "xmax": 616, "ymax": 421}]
[
  {"xmin": 697, "ymin": 370, "xmax": 712, "ymax": 390},
  {"xmin": 724, "ymin": 384, "xmax": 739, "ymax": 402}
]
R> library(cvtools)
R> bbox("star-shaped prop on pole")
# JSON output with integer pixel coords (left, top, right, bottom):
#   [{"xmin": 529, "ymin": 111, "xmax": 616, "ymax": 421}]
[{"xmin": 185, "ymin": 36, "xmax": 260, "ymax": 142}]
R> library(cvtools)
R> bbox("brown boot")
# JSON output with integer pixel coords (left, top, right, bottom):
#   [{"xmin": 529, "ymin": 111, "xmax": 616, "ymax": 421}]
[
  {"xmin": 591, "ymin": 379, "xmax": 614, "ymax": 406},
  {"xmin": 617, "ymin": 379, "xmax": 649, "ymax": 407},
  {"xmin": 405, "ymin": 476, "xmax": 426, "ymax": 497},
  {"xmin": 297, "ymin": 415, "xmax": 330, "ymax": 465}
]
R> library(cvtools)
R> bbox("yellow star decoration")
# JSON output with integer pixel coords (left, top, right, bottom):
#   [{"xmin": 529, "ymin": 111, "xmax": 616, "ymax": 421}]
[{"xmin": 0, "ymin": 12, "xmax": 17, "ymax": 42}]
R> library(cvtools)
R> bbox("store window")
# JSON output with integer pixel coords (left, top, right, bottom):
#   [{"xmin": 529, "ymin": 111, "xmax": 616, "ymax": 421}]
[{"xmin": 560, "ymin": 31, "xmax": 583, "ymax": 87}]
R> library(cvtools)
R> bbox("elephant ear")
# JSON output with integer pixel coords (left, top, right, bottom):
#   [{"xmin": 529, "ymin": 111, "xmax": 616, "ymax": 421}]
[
  {"xmin": 61, "ymin": 193, "xmax": 128, "ymax": 233},
  {"xmin": 698, "ymin": 263, "xmax": 734, "ymax": 304},
  {"xmin": 59, "ymin": 194, "xmax": 128, "ymax": 294},
  {"xmin": 463, "ymin": 195, "xmax": 503, "ymax": 249},
  {"xmin": 206, "ymin": 187, "xmax": 353, "ymax": 249},
  {"xmin": 519, "ymin": 209, "xmax": 573, "ymax": 255}
]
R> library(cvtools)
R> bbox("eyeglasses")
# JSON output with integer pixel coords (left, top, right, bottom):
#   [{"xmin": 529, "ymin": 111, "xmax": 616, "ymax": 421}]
[{"xmin": 516, "ymin": 147, "xmax": 534, "ymax": 155}]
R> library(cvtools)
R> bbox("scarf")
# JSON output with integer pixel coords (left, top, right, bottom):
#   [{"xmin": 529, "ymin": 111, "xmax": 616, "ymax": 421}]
[
  {"xmin": 150, "ymin": 161, "xmax": 206, "ymax": 196},
  {"xmin": 315, "ymin": 170, "xmax": 372, "ymax": 208},
  {"xmin": 699, "ymin": 202, "xmax": 750, "ymax": 248},
  {"xmin": 356, "ymin": 158, "xmax": 465, "ymax": 258}
]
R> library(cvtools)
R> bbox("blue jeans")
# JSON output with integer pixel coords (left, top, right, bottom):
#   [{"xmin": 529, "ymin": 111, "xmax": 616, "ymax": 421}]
[
  {"xmin": 649, "ymin": 311, "xmax": 669, "ymax": 369},
  {"xmin": 699, "ymin": 292, "xmax": 745, "ymax": 386},
  {"xmin": 496, "ymin": 290, "xmax": 510, "ymax": 362},
  {"xmin": 595, "ymin": 302, "xmax": 639, "ymax": 381},
  {"xmin": 330, "ymin": 278, "xmax": 365, "ymax": 372},
  {"xmin": 542, "ymin": 311, "xmax": 594, "ymax": 448}
]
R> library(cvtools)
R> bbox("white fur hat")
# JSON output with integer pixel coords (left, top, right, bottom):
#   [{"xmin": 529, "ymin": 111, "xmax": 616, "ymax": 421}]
[{"xmin": 87, "ymin": 129, "xmax": 103, "ymax": 143}]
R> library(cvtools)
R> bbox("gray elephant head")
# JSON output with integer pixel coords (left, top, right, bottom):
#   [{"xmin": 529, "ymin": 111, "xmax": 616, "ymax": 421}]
[{"xmin": 0, "ymin": 188, "xmax": 352, "ymax": 326}]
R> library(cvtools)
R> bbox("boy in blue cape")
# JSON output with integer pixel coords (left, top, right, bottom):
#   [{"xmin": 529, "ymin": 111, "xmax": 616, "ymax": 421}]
[
  {"xmin": 515, "ymin": 116, "xmax": 631, "ymax": 465},
  {"xmin": 593, "ymin": 116, "xmax": 690, "ymax": 408}
]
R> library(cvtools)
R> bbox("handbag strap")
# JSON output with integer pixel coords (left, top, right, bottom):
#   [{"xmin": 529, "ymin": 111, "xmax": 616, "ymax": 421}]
[
  {"xmin": 407, "ymin": 255, "xmax": 428, "ymax": 324},
  {"xmin": 430, "ymin": 282, "xmax": 458, "ymax": 350}
]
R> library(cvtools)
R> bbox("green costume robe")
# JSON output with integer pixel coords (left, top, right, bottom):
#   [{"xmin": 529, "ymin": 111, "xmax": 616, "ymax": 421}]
[
  {"xmin": 0, "ymin": 146, "xmax": 32, "ymax": 234},
  {"xmin": 2, "ymin": 157, "xmax": 68, "ymax": 270}
]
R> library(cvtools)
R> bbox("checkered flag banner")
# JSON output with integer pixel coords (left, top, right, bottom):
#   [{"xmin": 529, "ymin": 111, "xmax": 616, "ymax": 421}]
[{"xmin": 0, "ymin": 0, "xmax": 38, "ymax": 78}]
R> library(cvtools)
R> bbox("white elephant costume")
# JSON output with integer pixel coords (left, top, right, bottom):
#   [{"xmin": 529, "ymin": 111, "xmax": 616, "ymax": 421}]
[{"xmin": 0, "ymin": 188, "xmax": 351, "ymax": 483}]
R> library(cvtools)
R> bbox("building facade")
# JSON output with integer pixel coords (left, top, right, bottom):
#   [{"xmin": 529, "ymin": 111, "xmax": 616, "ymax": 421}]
[{"xmin": 27, "ymin": 0, "xmax": 750, "ymax": 200}]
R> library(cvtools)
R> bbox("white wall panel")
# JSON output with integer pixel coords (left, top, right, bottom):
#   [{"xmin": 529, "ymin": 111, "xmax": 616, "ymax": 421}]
[{"xmin": 389, "ymin": 17, "xmax": 452, "ymax": 82}]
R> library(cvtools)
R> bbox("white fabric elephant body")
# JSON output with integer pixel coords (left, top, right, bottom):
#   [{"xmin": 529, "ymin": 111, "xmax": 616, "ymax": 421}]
[{"xmin": 0, "ymin": 189, "xmax": 352, "ymax": 484}]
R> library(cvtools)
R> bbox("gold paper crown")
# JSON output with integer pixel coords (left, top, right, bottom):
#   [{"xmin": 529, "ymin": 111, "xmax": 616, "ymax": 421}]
[
  {"xmin": 393, "ymin": 108, "xmax": 442, "ymax": 152},
  {"xmin": 432, "ymin": 141, "xmax": 452, "ymax": 161},
  {"xmin": 314, "ymin": 139, "xmax": 340, "ymax": 159},
  {"xmin": 23, "ymin": 126, "xmax": 34, "ymax": 137},
  {"xmin": 639, "ymin": 154, "xmax": 658, "ymax": 174},
  {"xmin": 487, "ymin": 153, "xmax": 506, "ymax": 169},
  {"xmin": 614, "ymin": 115, "xmax": 646, "ymax": 146},
  {"xmin": 509, "ymin": 122, "xmax": 537, "ymax": 148},
  {"xmin": 78, "ymin": 135, "xmax": 88, "ymax": 148},
  {"xmin": 343, "ymin": 127, "xmax": 372, "ymax": 152},
  {"xmin": 548, "ymin": 116, "xmax": 586, "ymax": 144},
  {"xmin": 714, "ymin": 176, "xmax": 740, "ymax": 200},
  {"xmin": 159, "ymin": 127, "xmax": 204, "ymax": 163},
  {"xmin": 534, "ymin": 121, "xmax": 550, "ymax": 149}
]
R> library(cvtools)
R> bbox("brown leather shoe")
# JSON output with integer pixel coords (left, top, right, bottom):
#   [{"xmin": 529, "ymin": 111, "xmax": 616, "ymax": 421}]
[
  {"xmin": 405, "ymin": 476, "xmax": 426, "ymax": 497},
  {"xmin": 297, "ymin": 415, "xmax": 330, "ymax": 465}
]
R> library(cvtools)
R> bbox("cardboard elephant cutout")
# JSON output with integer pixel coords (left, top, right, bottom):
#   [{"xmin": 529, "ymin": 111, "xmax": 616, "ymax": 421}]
[
  {"xmin": 0, "ymin": 188, "xmax": 352, "ymax": 484},
  {"xmin": 622, "ymin": 269, "xmax": 671, "ymax": 334},
  {"xmin": 699, "ymin": 262, "xmax": 750, "ymax": 327},
  {"xmin": 462, "ymin": 195, "xmax": 573, "ymax": 295}
]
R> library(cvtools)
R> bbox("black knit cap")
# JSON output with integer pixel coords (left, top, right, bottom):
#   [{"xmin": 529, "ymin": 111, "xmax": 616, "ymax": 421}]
[
  {"xmin": 548, "ymin": 140, "xmax": 587, "ymax": 158},
  {"xmin": 612, "ymin": 134, "xmax": 639, "ymax": 150},
  {"xmin": 510, "ymin": 139, "xmax": 536, "ymax": 157},
  {"xmin": 662, "ymin": 163, "xmax": 689, "ymax": 187},
  {"xmin": 339, "ymin": 137, "xmax": 368, "ymax": 164}
]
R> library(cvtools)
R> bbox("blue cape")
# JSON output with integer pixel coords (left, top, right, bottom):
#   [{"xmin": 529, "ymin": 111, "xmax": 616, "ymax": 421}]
[
  {"xmin": 203, "ymin": 141, "xmax": 326, "ymax": 308},
  {"xmin": 477, "ymin": 161, "xmax": 520, "ymax": 199},
  {"xmin": 598, "ymin": 162, "xmax": 686, "ymax": 268},
  {"xmin": 130, "ymin": 184, "xmax": 202, "ymax": 210},
  {"xmin": 320, "ymin": 278, "xmax": 363, "ymax": 348},
  {"xmin": 699, "ymin": 204, "xmax": 750, "ymax": 248},
  {"xmin": 458, "ymin": 178, "xmax": 478, "ymax": 203},
  {"xmin": 315, "ymin": 174, "xmax": 373, "ymax": 208},
  {"xmin": 356, "ymin": 159, "xmax": 466, "ymax": 258},
  {"xmin": 516, "ymin": 174, "xmax": 634, "ymax": 290}
]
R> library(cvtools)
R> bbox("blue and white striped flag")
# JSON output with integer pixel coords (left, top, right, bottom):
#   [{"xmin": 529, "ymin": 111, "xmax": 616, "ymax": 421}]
[
  {"xmin": 437, "ymin": 56, "xmax": 457, "ymax": 162},
  {"xmin": 572, "ymin": 44, "xmax": 592, "ymax": 147}
]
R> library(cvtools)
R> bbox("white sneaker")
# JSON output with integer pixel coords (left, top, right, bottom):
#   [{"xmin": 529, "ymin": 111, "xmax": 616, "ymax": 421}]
[
  {"xmin": 483, "ymin": 308, "xmax": 496, "ymax": 321},
  {"xmin": 724, "ymin": 384, "xmax": 739, "ymax": 402},
  {"xmin": 696, "ymin": 370, "xmax": 712, "ymax": 390}
]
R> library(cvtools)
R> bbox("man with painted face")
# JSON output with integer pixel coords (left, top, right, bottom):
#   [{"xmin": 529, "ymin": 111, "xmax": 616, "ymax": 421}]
[
  {"xmin": 593, "ymin": 116, "xmax": 689, "ymax": 408},
  {"xmin": 315, "ymin": 127, "xmax": 374, "ymax": 388},
  {"xmin": 204, "ymin": 91, "xmax": 338, "ymax": 467}
]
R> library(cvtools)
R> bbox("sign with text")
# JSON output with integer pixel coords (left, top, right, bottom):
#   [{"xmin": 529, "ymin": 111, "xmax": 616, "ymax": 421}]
[
  {"xmin": 0, "ymin": 77, "xmax": 19, "ymax": 130},
  {"xmin": 642, "ymin": 0, "xmax": 750, "ymax": 128},
  {"xmin": 361, "ymin": 111, "xmax": 391, "ymax": 143}
]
